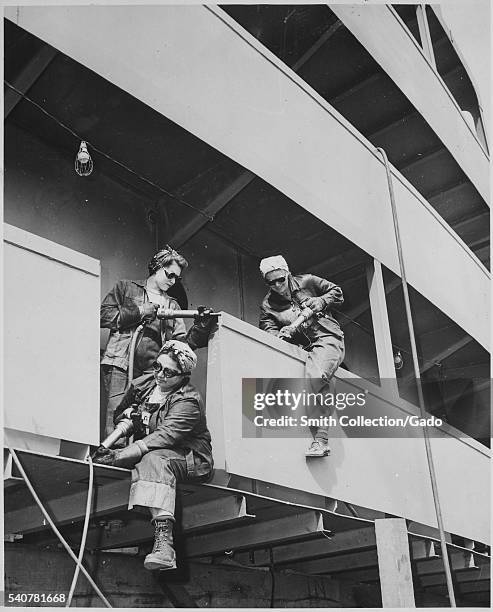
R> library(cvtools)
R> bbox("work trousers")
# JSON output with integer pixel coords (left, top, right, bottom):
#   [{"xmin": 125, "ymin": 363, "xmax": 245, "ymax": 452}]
[
  {"xmin": 128, "ymin": 449, "xmax": 213, "ymax": 520},
  {"xmin": 101, "ymin": 364, "xmax": 148, "ymax": 438},
  {"xmin": 305, "ymin": 334, "xmax": 345, "ymax": 442}
]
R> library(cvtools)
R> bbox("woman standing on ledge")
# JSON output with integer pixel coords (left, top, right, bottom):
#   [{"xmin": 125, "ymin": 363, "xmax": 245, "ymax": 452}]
[{"xmin": 100, "ymin": 245, "xmax": 214, "ymax": 438}]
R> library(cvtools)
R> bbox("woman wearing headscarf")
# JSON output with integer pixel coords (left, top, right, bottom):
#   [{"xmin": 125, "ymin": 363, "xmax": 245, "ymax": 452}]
[
  {"xmin": 258, "ymin": 255, "xmax": 345, "ymax": 458},
  {"xmin": 94, "ymin": 340, "xmax": 213, "ymax": 571},
  {"xmin": 100, "ymin": 245, "xmax": 215, "ymax": 438}
]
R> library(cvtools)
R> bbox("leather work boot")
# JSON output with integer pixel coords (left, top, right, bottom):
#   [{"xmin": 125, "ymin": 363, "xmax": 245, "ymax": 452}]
[
  {"xmin": 305, "ymin": 440, "xmax": 331, "ymax": 457},
  {"xmin": 144, "ymin": 519, "xmax": 176, "ymax": 571}
]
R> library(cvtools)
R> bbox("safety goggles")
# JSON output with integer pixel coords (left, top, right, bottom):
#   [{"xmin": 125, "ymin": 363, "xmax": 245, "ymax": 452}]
[
  {"xmin": 162, "ymin": 268, "xmax": 182, "ymax": 282},
  {"xmin": 266, "ymin": 276, "xmax": 287, "ymax": 287},
  {"xmin": 151, "ymin": 362, "xmax": 189, "ymax": 378}
]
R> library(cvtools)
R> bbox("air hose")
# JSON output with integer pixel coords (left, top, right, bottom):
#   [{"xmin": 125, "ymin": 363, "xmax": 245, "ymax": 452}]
[
  {"xmin": 9, "ymin": 448, "xmax": 112, "ymax": 608},
  {"xmin": 66, "ymin": 455, "xmax": 94, "ymax": 607},
  {"xmin": 126, "ymin": 323, "xmax": 145, "ymax": 391},
  {"xmin": 127, "ymin": 307, "xmax": 219, "ymax": 389},
  {"xmin": 376, "ymin": 147, "xmax": 456, "ymax": 606}
]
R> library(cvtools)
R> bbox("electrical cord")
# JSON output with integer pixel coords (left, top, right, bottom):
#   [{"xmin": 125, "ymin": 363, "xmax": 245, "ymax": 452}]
[
  {"xmin": 66, "ymin": 455, "xmax": 94, "ymax": 607},
  {"xmin": 4, "ymin": 80, "xmax": 213, "ymax": 222},
  {"xmin": 9, "ymin": 448, "xmax": 112, "ymax": 608}
]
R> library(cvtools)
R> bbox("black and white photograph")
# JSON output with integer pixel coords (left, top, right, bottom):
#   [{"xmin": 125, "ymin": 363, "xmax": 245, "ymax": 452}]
[{"xmin": 2, "ymin": 0, "xmax": 490, "ymax": 608}]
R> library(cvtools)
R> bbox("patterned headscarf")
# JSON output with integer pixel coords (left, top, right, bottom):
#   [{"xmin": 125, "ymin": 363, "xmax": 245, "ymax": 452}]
[
  {"xmin": 158, "ymin": 340, "xmax": 197, "ymax": 373},
  {"xmin": 259, "ymin": 255, "xmax": 290, "ymax": 278},
  {"xmin": 148, "ymin": 245, "xmax": 188, "ymax": 276}
]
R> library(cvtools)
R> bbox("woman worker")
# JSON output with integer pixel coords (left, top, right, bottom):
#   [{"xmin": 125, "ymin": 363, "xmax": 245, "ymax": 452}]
[
  {"xmin": 100, "ymin": 245, "xmax": 214, "ymax": 438},
  {"xmin": 258, "ymin": 255, "xmax": 345, "ymax": 458},
  {"xmin": 94, "ymin": 340, "xmax": 213, "ymax": 571}
]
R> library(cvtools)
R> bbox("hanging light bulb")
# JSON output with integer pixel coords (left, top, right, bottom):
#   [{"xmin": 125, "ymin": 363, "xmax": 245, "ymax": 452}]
[
  {"xmin": 394, "ymin": 350, "xmax": 404, "ymax": 370},
  {"xmin": 75, "ymin": 141, "xmax": 93, "ymax": 176}
]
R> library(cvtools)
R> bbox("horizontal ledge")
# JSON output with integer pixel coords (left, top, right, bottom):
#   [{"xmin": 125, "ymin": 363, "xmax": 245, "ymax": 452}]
[{"xmin": 4, "ymin": 223, "xmax": 100, "ymax": 277}]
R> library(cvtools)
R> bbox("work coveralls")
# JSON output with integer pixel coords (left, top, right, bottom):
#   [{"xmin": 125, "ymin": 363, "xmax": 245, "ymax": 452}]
[
  {"xmin": 259, "ymin": 273, "xmax": 345, "ymax": 442},
  {"xmin": 114, "ymin": 378, "xmax": 213, "ymax": 519}
]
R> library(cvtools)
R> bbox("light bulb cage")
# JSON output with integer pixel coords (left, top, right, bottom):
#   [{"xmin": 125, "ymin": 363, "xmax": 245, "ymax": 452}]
[
  {"xmin": 393, "ymin": 350, "xmax": 404, "ymax": 370},
  {"xmin": 75, "ymin": 141, "xmax": 93, "ymax": 177}
]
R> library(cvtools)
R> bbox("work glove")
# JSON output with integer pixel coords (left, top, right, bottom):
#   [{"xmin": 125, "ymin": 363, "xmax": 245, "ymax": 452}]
[
  {"xmin": 302, "ymin": 296, "xmax": 326, "ymax": 313},
  {"xmin": 278, "ymin": 325, "xmax": 297, "ymax": 341},
  {"xmin": 113, "ymin": 386, "xmax": 143, "ymax": 424},
  {"xmin": 114, "ymin": 406, "xmax": 145, "ymax": 438},
  {"xmin": 193, "ymin": 305, "xmax": 217, "ymax": 329},
  {"xmin": 140, "ymin": 302, "xmax": 158, "ymax": 323},
  {"xmin": 92, "ymin": 442, "xmax": 144, "ymax": 469}
]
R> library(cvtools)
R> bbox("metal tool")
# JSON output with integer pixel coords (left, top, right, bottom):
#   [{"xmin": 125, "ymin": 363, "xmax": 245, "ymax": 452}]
[
  {"xmin": 278, "ymin": 305, "xmax": 316, "ymax": 341},
  {"xmin": 157, "ymin": 306, "xmax": 221, "ymax": 319}
]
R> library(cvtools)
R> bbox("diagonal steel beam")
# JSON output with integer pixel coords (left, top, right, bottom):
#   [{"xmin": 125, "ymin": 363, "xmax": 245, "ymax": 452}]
[
  {"xmin": 427, "ymin": 579, "xmax": 490, "ymax": 595},
  {"xmin": 291, "ymin": 19, "xmax": 343, "ymax": 72},
  {"xmin": 411, "ymin": 539, "xmax": 439, "ymax": 561},
  {"xmin": 468, "ymin": 236, "xmax": 490, "ymax": 251},
  {"xmin": 420, "ymin": 567, "xmax": 489, "ymax": 587},
  {"xmin": 329, "ymin": 72, "xmax": 382, "ymax": 107},
  {"xmin": 5, "ymin": 474, "xmax": 254, "ymax": 540},
  {"xmin": 402, "ymin": 335, "xmax": 474, "ymax": 383},
  {"xmin": 286, "ymin": 548, "xmax": 379, "ymax": 575},
  {"xmin": 416, "ymin": 550, "xmax": 478, "ymax": 576},
  {"xmin": 5, "ymin": 477, "xmax": 131, "ymax": 535},
  {"xmin": 451, "ymin": 211, "xmax": 490, "ymax": 234},
  {"xmin": 182, "ymin": 494, "xmax": 255, "ymax": 532},
  {"xmin": 168, "ymin": 20, "xmax": 344, "ymax": 249},
  {"xmin": 335, "ymin": 567, "xmax": 380, "ymax": 583},
  {"xmin": 294, "ymin": 537, "xmax": 449, "ymax": 580},
  {"xmin": 171, "ymin": 170, "xmax": 255, "ymax": 248},
  {"xmin": 5, "ymin": 46, "xmax": 58, "ymax": 118},
  {"xmin": 472, "ymin": 244, "xmax": 489, "ymax": 262},
  {"xmin": 399, "ymin": 146, "xmax": 446, "ymax": 173},
  {"xmin": 154, "ymin": 579, "xmax": 199, "ymax": 608},
  {"xmin": 368, "ymin": 111, "xmax": 419, "ymax": 141},
  {"xmin": 243, "ymin": 526, "xmax": 377, "ymax": 566},
  {"xmin": 185, "ymin": 510, "xmax": 327, "ymax": 558},
  {"xmin": 309, "ymin": 247, "xmax": 369, "ymax": 277},
  {"xmin": 427, "ymin": 179, "xmax": 470, "ymax": 204},
  {"xmin": 342, "ymin": 277, "xmax": 401, "ymax": 325},
  {"xmin": 28, "ymin": 495, "xmax": 257, "ymax": 551}
]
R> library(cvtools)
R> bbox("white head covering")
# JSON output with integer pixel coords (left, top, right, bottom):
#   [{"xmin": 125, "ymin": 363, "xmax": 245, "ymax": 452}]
[
  {"xmin": 259, "ymin": 255, "xmax": 290, "ymax": 278},
  {"xmin": 159, "ymin": 340, "xmax": 197, "ymax": 373}
]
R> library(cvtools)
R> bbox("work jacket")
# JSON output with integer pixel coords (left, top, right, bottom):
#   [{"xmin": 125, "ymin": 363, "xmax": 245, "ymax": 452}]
[
  {"xmin": 116, "ymin": 375, "xmax": 213, "ymax": 474},
  {"xmin": 100, "ymin": 279, "xmax": 208, "ymax": 371},
  {"xmin": 259, "ymin": 273, "xmax": 344, "ymax": 347}
]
